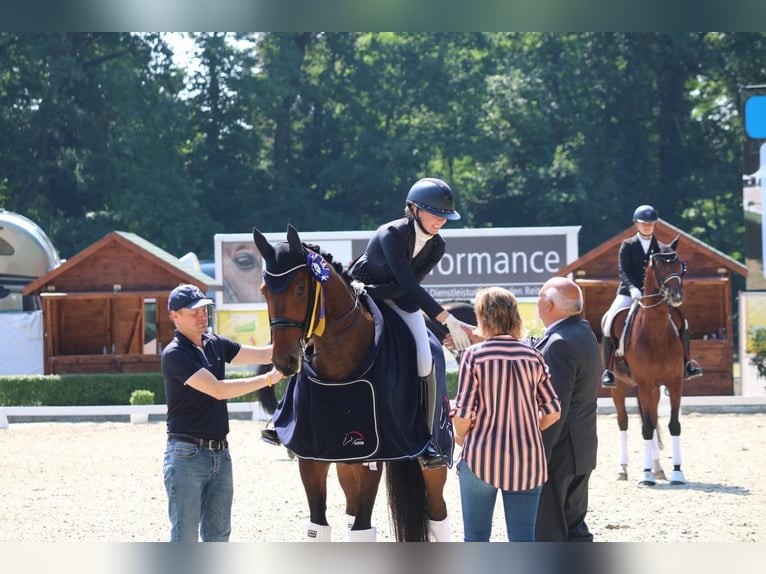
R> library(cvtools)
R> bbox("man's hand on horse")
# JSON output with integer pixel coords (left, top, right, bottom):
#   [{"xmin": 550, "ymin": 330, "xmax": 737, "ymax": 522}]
[{"xmin": 630, "ymin": 286, "xmax": 642, "ymax": 300}]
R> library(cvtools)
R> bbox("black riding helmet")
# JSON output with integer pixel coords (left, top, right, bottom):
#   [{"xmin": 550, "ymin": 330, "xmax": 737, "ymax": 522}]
[
  {"xmin": 633, "ymin": 204, "xmax": 658, "ymax": 223},
  {"xmin": 406, "ymin": 178, "xmax": 461, "ymax": 221}
]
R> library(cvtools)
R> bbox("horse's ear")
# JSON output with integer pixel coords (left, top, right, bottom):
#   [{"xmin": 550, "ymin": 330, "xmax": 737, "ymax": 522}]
[
  {"xmin": 286, "ymin": 224, "xmax": 302, "ymax": 254},
  {"xmin": 670, "ymin": 235, "xmax": 680, "ymax": 251},
  {"xmin": 252, "ymin": 227, "xmax": 275, "ymax": 260}
]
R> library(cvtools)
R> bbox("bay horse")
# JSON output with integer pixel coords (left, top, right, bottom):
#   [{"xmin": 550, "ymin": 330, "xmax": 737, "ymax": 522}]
[
  {"xmin": 604, "ymin": 236, "xmax": 688, "ymax": 486},
  {"xmin": 252, "ymin": 224, "xmax": 452, "ymax": 542}
]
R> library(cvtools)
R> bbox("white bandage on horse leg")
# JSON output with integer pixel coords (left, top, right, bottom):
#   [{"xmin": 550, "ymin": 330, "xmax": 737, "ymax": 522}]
[
  {"xmin": 427, "ymin": 515, "xmax": 452, "ymax": 542},
  {"xmin": 619, "ymin": 430, "xmax": 629, "ymax": 466},
  {"xmin": 346, "ymin": 527, "xmax": 376, "ymax": 542},
  {"xmin": 643, "ymin": 439, "xmax": 654, "ymax": 470},
  {"xmin": 671, "ymin": 434, "xmax": 682, "ymax": 467},
  {"xmin": 306, "ymin": 522, "xmax": 332, "ymax": 542}
]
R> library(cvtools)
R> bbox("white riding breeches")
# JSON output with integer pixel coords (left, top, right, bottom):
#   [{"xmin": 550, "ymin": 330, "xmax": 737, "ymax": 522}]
[
  {"xmin": 383, "ymin": 299, "xmax": 432, "ymax": 377},
  {"xmin": 602, "ymin": 294, "xmax": 634, "ymax": 338}
]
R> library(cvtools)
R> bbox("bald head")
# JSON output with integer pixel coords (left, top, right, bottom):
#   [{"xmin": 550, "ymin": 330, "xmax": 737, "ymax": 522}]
[{"xmin": 538, "ymin": 277, "xmax": 583, "ymax": 325}]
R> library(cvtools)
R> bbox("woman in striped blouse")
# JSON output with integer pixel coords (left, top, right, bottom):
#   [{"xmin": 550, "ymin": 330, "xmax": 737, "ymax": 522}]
[{"xmin": 453, "ymin": 287, "xmax": 561, "ymax": 542}]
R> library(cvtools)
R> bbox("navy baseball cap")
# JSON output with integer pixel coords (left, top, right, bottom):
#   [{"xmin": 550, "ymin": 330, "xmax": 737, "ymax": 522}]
[{"xmin": 168, "ymin": 284, "xmax": 214, "ymax": 312}]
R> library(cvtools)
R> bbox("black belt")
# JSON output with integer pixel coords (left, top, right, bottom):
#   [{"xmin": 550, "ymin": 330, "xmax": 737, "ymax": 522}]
[{"xmin": 168, "ymin": 433, "xmax": 228, "ymax": 451}]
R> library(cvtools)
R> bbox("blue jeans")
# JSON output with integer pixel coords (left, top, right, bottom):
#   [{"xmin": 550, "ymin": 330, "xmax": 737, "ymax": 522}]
[
  {"xmin": 163, "ymin": 438, "xmax": 233, "ymax": 542},
  {"xmin": 458, "ymin": 459, "xmax": 542, "ymax": 542}
]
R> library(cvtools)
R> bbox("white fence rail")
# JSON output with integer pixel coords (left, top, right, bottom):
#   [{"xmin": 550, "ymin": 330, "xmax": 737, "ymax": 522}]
[{"xmin": 0, "ymin": 401, "xmax": 271, "ymax": 429}]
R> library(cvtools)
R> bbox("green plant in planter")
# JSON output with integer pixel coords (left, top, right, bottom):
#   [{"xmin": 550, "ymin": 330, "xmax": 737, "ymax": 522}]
[{"xmin": 129, "ymin": 389, "xmax": 155, "ymax": 405}]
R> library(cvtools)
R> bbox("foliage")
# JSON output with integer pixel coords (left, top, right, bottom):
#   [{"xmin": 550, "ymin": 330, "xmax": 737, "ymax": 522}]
[
  {"xmin": 0, "ymin": 32, "xmax": 761, "ymax": 262},
  {"xmin": 748, "ymin": 327, "xmax": 766, "ymax": 378},
  {"xmin": 0, "ymin": 372, "xmax": 265, "ymax": 406},
  {"xmin": 128, "ymin": 389, "xmax": 155, "ymax": 405}
]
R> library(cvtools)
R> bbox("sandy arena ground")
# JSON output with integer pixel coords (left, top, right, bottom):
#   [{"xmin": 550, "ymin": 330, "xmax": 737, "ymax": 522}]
[{"xmin": 0, "ymin": 412, "xmax": 764, "ymax": 542}]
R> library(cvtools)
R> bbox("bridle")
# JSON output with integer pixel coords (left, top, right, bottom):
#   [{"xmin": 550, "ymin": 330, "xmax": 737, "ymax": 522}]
[
  {"xmin": 264, "ymin": 248, "xmax": 362, "ymax": 362},
  {"xmin": 635, "ymin": 251, "xmax": 685, "ymax": 309}
]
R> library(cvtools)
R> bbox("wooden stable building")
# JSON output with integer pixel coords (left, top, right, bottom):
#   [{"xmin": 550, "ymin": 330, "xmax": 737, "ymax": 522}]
[
  {"xmin": 23, "ymin": 231, "xmax": 221, "ymax": 375},
  {"xmin": 557, "ymin": 220, "xmax": 748, "ymax": 397}
]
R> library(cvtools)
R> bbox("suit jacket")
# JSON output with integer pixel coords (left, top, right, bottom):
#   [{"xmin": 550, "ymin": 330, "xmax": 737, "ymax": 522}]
[
  {"xmin": 617, "ymin": 234, "xmax": 667, "ymax": 297},
  {"xmin": 349, "ymin": 217, "xmax": 445, "ymax": 319},
  {"xmin": 533, "ymin": 315, "xmax": 600, "ymax": 476}
]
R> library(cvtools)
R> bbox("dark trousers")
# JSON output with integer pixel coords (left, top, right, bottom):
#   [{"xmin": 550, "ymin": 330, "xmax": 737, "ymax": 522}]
[{"xmin": 535, "ymin": 472, "xmax": 593, "ymax": 542}]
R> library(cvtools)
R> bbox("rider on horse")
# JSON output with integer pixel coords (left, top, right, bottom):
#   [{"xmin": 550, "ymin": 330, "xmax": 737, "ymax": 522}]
[
  {"xmin": 349, "ymin": 177, "xmax": 472, "ymax": 469},
  {"xmin": 601, "ymin": 204, "xmax": 703, "ymax": 388}
]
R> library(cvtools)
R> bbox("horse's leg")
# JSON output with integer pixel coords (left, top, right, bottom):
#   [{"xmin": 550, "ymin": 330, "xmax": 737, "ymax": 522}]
[
  {"xmin": 651, "ymin": 429, "xmax": 667, "ymax": 481},
  {"xmin": 612, "ymin": 385, "xmax": 629, "ymax": 480},
  {"xmin": 422, "ymin": 466, "xmax": 450, "ymax": 541},
  {"xmin": 336, "ymin": 463, "xmax": 357, "ymax": 529},
  {"xmin": 337, "ymin": 463, "xmax": 382, "ymax": 541},
  {"xmin": 666, "ymin": 382, "xmax": 686, "ymax": 485},
  {"xmin": 637, "ymin": 386, "xmax": 660, "ymax": 486},
  {"xmin": 298, "ymin": 459, "xmax": 333, "ymax": 541}
]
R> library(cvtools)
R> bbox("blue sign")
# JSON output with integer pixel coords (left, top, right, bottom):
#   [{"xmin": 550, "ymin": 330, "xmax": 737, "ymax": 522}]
[{"xmin": 745, "ymin": 95, "xmax": 766, "ymax": 139}]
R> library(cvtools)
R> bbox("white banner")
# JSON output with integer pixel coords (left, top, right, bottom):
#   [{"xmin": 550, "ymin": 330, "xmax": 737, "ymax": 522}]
[{"xmin": 0, "ymin": 310, "xmax": 44, "ymax": 375}]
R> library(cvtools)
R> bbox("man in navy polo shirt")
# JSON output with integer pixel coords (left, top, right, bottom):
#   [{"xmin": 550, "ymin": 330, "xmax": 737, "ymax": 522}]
[{"xmin": 162, "ymin": 283, "xmax": 282, "ymax": 542}]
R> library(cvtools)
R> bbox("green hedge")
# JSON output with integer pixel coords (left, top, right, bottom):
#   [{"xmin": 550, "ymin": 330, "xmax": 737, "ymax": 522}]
[
  {"xmin": 0, "ymin": 370, "xmax": 454, "ymax": 406},
  {"xmin": 0, "ymin": 372, "xmax": 276, "ymax": 406}
]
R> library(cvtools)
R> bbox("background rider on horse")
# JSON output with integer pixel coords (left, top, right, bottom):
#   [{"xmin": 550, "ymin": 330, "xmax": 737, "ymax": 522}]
[{"xmin": 600, "ymin": 204, "xmax": 703, "ymax": 388}]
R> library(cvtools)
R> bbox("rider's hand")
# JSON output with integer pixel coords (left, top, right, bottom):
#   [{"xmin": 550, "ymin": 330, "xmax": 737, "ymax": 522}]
[
  {"xmin": 630, "ymin": 287, "xmax": 641, "ymax": 300},
  {"xmin": 444, "ymin": 314, "xmax": 471, "ymax": 351},
  {"xmin": 350, "ymin": 280, "xmax": 366, "ymax": 296}
]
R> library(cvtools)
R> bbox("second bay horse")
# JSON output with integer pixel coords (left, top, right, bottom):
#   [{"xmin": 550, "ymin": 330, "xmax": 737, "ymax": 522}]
[
  {"xmin": 252, "ymin": 224, "xmax": 452, "ymax": 541},
  {"xmin": 605, "ymin": 235, "xmax": 688, "ymax": 486}
]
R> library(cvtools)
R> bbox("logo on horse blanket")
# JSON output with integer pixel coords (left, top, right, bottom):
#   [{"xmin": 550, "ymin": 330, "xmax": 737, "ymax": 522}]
[
  {"xmin": 343, "ymin": 431, "xmax": 365, "ymax": 447},
  {"xmin": 270, "ymin": 294, "xmax": 452, "ymax": 464}
]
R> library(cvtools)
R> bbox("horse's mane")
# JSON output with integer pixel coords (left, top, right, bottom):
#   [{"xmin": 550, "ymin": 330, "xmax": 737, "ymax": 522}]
[{"xmin": 303, "ymin": 242, "xmax": 354, "ymax": 285}]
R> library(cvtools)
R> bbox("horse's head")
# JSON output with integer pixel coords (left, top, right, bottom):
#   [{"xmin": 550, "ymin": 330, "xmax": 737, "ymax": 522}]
[
  {"xmin": 646, "ymin": 235, "xmax": 685, "ymax": 308},
  {"xmin": 253, "ymin": 224, "xmax": 326, "ymax": 376}
]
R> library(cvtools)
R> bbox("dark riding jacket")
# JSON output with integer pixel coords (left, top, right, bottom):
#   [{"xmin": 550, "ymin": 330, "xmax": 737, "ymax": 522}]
[
  {"xmin": 349, "ymin": 216, "xmax": 445, "ymax": 320},
  {"xmin": 617, "ymin": 234, "xmax": 668, "ymax": 297}
]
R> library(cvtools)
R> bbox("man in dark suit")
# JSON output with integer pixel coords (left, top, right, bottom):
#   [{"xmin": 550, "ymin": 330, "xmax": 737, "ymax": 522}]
[{"xmin": 533, "ymin": 277, "xmax": 601, "ymax": 542}]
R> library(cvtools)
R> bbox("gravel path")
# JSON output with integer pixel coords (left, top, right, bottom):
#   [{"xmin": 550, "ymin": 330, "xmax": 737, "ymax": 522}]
[{"xmin": 1, "ymin": 413, "xmax": 764, "ymax": 542}]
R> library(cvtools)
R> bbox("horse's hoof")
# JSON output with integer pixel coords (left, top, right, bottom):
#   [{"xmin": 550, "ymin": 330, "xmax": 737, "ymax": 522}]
[
  {"xmin": 638, "ymin": 471, "xmax": 656, "ymax": 486},
  {"xmin": 617, "ymin": 471, "xmax": 628, "ymax": 481},
  {"xmin": 669, "ymin": 470, "xmax": 686, "ymax": 484},
  {"xmin": 652, "ymin": 470, "xmax": 667, "ymax": 481}
]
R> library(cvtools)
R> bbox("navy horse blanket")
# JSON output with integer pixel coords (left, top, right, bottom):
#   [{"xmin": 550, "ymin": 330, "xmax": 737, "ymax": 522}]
[{"xmin": 270, "ymin": 294, "xmax": 453, "ymax": 464}]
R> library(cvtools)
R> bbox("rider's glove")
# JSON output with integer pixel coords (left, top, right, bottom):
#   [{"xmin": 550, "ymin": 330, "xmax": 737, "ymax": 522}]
[
  {"xmin": 629, "ymin": 286, "xmax": 642, "ymax": 300},
  {"xmin": 444, "ymin": 314, "xmax": 471, "ymax": 351},
  {"xmin": 350, "ymin": 280, "xmax": 367, "ymax": 296}
]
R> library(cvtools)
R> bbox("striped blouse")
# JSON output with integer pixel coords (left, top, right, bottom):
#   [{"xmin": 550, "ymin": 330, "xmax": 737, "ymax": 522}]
[{"xmin": 454, "ymin": 335, "xmax": 561, "ymax": 492}]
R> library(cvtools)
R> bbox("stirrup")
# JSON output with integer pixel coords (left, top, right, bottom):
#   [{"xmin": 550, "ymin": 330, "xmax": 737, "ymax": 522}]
[
  {"xmin": 419, "ymin": 441, "xmax": 447, "ymax": 470},
  {"xmin": 601, "ymin": 370, "xmax": 616, "ymax": 388},
  {"xmin": 260, "ymin": 421, "xmax": 281, "ymax": 446},
  {"xmin": 684, "ymin": 360, "xmax": 703, "ymax": 380}
]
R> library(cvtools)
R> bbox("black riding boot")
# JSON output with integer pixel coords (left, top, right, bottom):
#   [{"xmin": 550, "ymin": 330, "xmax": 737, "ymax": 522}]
[
  {"xmin": 601, "ymin": 336, "xmax": 616, "ymax": 388},
  {"xmin": 682, "ymin": 329, "xmax": 703, "ymax": 380},
  {"xmin": 419, "ymin": 365, "xmax": 447, "ymax": 470}
]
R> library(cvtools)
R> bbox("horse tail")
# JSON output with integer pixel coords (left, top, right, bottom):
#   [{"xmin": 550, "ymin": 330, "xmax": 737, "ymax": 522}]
[
  {"xmin": 385, "ymin": 460, "xmax": 428, "ymax": 542},
  {"xmin": 253, "ymin": 363, "xmax": 279, "ymax": 414}
]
